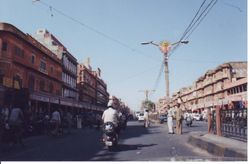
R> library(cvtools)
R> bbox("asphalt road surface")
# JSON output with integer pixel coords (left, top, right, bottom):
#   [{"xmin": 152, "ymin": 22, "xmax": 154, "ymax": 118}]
[{"xmin": 1, "ymin": 120, "xmax": 213, "ymax": 161}]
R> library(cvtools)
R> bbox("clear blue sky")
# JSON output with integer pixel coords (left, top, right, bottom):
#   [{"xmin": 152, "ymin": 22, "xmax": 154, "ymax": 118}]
[{"xmin": 0, "ymin": 0, "xmax": 247, "ymax": 111}]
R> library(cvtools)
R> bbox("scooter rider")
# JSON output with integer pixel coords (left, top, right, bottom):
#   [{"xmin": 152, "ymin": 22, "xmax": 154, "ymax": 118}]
[{"xmin": 102, "ymin": 98, "xmax": 120, "ymax": 135}]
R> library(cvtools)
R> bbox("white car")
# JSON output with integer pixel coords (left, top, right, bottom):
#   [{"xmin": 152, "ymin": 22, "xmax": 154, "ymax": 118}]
[
  {"xmin": 138, "ymin": 113, "xmax": 145, "ymax": 121},
  {"xmin": 135, "ymin": 111, "xmax": 141, "ymax": 119},
  {"xmin": 193, "ymin": 113, "xmax": 202, "ymax": 121}
]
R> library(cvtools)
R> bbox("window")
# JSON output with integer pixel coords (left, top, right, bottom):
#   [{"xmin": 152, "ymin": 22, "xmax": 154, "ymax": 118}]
[
  {"xmin": 13, "ymin": 46, "xmax": 24, "ymax": 58},
  {"xmin": 31, "ymin": 54, "xmax": 35, "ymax": 64},
  {"xmin": 28, "ymin": 75, "xmax": 35, "ymax": 91},
  {"xmin": 2, "ymin": 42, "xmax": 8, "ymax": 51},
  {"xmin": 39, "ymin": 80, "xmax": 45, "ymax": 91},
  {"xmin": 40, "ymin": 60, "xmax": 46, "ymax": 72},
  {"xmin": 50, "ymin": 66, "xmax": 54, "ymax": 73},
  {"xmin": 13, "ymin": 75, "xmax": 22, "ymax": 89},
  {"xmin": 49, "ymin": 82, "xmax": 54, "ymax": 93},
  {"xmin": 243, "ymin": 84, "xmax": 247, "ymax": 92}
]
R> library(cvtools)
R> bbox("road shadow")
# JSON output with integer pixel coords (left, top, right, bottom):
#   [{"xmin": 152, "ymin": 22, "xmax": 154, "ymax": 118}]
[
  {"xmin": 119, "ymin": 121, "xmax": 161, "ymax": 141},
  {"xmin": 110, "ymin": 143, "xmax": 157, "ymax": 152}
]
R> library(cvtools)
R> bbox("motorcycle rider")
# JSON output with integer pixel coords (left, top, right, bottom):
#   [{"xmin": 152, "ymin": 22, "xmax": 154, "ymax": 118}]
[{"xmin": 102, "ymin": 98, "xmax": 120, "ymax": 135}]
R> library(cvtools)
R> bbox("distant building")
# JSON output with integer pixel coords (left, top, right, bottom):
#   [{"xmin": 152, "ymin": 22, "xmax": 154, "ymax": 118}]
[
  {"xmin": 158, "ymin": 61, "xmax": 247, "ymax": 113},
  {"xmin": 77, "ymin": 59, "xmax": 97, "ymax": 104},
  {"xmin": 95, "ymin": 68, "xmax": 109, "ymax": 107},
  {"xmin": 77, "ymin": 58, "xmax": 109, "ymax": 111},
  {"xmin": 156, "ymin": 97, "xmax": 169, "ymax": 114}
]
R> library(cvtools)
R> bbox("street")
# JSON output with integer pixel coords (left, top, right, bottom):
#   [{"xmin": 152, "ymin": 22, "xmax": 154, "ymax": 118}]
[{"xmin": 0, "ymin": 120, "xmax": 213, "ymax": 161}]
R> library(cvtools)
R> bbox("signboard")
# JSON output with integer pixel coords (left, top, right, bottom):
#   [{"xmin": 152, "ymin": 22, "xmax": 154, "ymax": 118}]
[
  {"xmin": 50, "ymin": 97, "xmax": 59, "ymax": 104},
  {"xmin": 3, "ymin": 77, "xmax": 12, "ymax": 88},
  {"xmin": 60, "ymin": 100, "xmax": 72, "ymax": 106},
  {"xmin": 30, "ymin": 94, "xmax": 50, "ymax": 102}
]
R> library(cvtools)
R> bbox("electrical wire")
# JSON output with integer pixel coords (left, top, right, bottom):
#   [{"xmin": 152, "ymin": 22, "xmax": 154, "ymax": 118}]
[
  {"xmin": 151, "ymin": 0, "xmax": 218, "ymax": 97},
  {"xmin": 169, "ymin": 0, "xmax": 218, "ymax": 57},
  {"xmin": 32, "ymin": 0, "xmax": 161, "ymax": 63},
  {"xmin": 185, "ymin": 0, "xmax": 218, "ymax": 40}
]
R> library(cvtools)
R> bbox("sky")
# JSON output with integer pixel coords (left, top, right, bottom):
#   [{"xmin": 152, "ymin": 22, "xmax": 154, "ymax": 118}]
[{"xmin": 0, "ymin": 0, "xmax": 247, "ymax": 112}]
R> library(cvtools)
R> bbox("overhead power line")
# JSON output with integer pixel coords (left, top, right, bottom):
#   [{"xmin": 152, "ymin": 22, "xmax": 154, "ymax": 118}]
[
  {"xmin": 32, "ymin": 0, "xmax": 160, "ymax": 62},
  {"xmin": 169, "ymin": 0, "xmax": 218, "ymax": 57},
  {"xmin": 150, "ymin": 0, "xmax": 218, "ymax": 96}
]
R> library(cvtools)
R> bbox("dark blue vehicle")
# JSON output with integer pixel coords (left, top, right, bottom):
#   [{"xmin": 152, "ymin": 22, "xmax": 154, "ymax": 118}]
[{"xmin": 159, "ymin": 114, "xmax": 168, "ymax": 124}]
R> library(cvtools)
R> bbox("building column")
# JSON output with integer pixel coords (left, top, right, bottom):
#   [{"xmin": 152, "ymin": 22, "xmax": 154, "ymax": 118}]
[
  {"xmin": 207, "ymin": 108, "xmax": 212, "ymax": 134},
  {"xmin": 216, "ymin": 105, "xmax": 222, "ymax": 136}
]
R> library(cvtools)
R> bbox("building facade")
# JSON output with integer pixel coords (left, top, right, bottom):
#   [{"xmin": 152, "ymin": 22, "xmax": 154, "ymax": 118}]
[
  {"xmin": 0, "ymin": 22, "xmax": 62, "ymax": 114},
  {"xmin": 157, "ymin": 61, "xmax": 247, "ymax": 113},
  {"xmin": 33, "ymin": 29, "xmax": 78, "ymax": 101},
  {"xmin": 77, "ymin": 58, "xmax": 109, "ymax": 111}
]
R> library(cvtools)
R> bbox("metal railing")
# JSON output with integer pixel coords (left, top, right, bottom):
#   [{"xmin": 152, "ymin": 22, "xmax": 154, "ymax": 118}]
[
  {"xmin": 221, "ymin": 108, "xmax": 247, "ymax": 141},
  {"xmin": 211, "ymin": 110, "xmax": 216, "ymax": 134}
]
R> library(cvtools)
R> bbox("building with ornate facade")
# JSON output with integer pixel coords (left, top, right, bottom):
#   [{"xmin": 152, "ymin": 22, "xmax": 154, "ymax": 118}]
[
  {"xmin": 157, "ymin": 61, "xmax": 247, "ymax": 113},
  {"xmin": 33, "ymin": 29, "xmax": 78, "ymax": 101}
]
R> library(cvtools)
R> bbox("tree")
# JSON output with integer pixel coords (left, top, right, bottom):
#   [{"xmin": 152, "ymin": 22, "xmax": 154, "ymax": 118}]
[{"xmin": 141, "ymin": 100, "xmax": 155, "ymax": 112}]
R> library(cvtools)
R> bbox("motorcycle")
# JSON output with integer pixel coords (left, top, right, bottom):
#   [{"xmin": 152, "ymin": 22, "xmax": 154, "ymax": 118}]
[
  {"xmin": 185, "ymin": 116, "xmax": 192, "ymax": 127},
  {"xmin": 102, "ymin": 122, "xmax": 118, "ymax": 150}
]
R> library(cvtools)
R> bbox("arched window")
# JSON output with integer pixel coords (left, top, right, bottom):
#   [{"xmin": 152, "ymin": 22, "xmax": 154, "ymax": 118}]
[{"xmin": 13, "ymin": 74, "xmax": 22, "ymax": 89}]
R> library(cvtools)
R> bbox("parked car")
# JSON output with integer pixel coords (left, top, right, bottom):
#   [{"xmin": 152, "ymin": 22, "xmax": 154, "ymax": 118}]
[
  {"xmin": 159, "ymin": 114, "xmax": 168, "ymax": 124},
  {"xmin": 135, "ymin": 111, "xmax": 141, "ymax": 120},
  {"xmin": 193, "ymin": 113, "xmax": 202, "ymax": 121},
  {"xmin": 138, "ymin": 113, "xmax": 145, "ymax": 121}
]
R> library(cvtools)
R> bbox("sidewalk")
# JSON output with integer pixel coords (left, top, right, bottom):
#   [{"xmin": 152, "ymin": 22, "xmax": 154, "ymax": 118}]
[{"xmin": 188, "ymin": 132, "xmax": 247, "ymax": 160}]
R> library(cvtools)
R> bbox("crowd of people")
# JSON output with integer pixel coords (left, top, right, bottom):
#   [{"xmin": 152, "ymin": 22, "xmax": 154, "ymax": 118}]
[{"xmin": 0, "ymin": 100, "xmax": 129, "ymax": 148}]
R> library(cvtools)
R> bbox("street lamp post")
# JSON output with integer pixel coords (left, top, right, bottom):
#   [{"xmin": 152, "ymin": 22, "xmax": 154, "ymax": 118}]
[{"xmin": 141, "ymin": 40, "xmax": 188, "ymax": 102}]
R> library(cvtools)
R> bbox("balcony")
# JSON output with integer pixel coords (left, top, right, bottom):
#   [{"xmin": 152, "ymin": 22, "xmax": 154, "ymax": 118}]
[
  {"xmin": 39, "ymin": 68, "xmax": 48, "ymax": 75},
  {"xmin": 203, "ymin": 79, "xmax": 213, "ymax": 86}
]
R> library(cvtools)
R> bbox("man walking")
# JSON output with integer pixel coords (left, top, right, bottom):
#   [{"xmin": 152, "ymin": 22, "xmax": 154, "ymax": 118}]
[
  {"xmin": 8, "ymin": 103, "xmax": 24, "ymax": 146},
  {"xmin": 167, "ymin": 105, "xmax": 174, "ymax": 134},
  {"xmin": 175, "ymin": 103, "xmax": 183, "ymax": 135}
]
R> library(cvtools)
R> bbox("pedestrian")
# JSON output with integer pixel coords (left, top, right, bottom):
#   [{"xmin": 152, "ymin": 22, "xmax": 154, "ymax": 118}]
[
  {"xmin": 65, "ymin": 110, "xmax": 72, "ymax": 133},
  {"xmin": 8, "ymin": 103, "xmax": 24, "ymax": 146},
  {"xmin": 144, "ymin": 109, "xmax": 150, "ymax": 128},
  {"xmin": 43, "ymin": 113, "xmax": 50, "ymax": 134},
  {"xmin": 175, "ymin": 103, "xmax": 183, "ymax": 135},
  {"xmin": 167, "ymin": 105, "xmax": 174, "ymax": 134},
  {"xmin": 1, "ymin": 104, "xmax": 10, "ymax": 123},
  {"xmin": 51, "ymin": 108, "xmax": 61, "ymax": 135}
]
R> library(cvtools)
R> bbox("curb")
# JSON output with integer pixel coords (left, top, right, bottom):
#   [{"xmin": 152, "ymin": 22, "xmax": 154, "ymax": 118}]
[{"xmin": 188, "ymin": 134, "xmax": 247, "ymax": 160}]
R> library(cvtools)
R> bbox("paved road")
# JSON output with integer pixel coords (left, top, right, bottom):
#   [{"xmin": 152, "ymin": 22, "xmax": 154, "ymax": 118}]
[{"xmin": 0, "ymin": 120, "xmax": 211, "ymax": 161}]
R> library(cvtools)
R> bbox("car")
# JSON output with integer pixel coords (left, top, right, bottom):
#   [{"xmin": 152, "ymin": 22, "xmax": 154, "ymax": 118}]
[
  {"xmin": 138, "ymin": 113, "xmax": 145, "ymax": 121},
  {"xmin": 193, "ymin": 113, "xmax": 202, "ymax": 121},
  {"xmin": 135, "ymin": 111, "xmax": 141, "ymax": 119},
  {"xmin": 159, "ymin": 114, "xmax": 168, "ymax": 124}
]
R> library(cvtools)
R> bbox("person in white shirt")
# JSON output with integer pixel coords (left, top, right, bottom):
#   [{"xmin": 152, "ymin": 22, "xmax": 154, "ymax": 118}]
[
  {"xmin": 144, "ymin": 109, "xmax": 150, "ymax": 128},
  {"xmin": 167, "ymin": 105, "xmax": 174, "ymax": 134},
  {"xmin": 51, "ymin": 109, "xmax": 61, "ymax": 135},
  {"xmin": 102, "ymin": 99, "xmax": 119, "ymax": 127},
  {"xmin": 8, "ymin": 104, "xmax": 24, "ymax": 146}
]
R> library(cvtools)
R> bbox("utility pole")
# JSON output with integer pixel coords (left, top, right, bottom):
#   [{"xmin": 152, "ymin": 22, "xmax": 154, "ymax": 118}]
[
  {"xmin": 141, "ymin": 40, "xmax": 188, "ymax": 103},
  {"xmin": 138, "ymin": 89, "xmax": 155, "ymax": 101}
]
